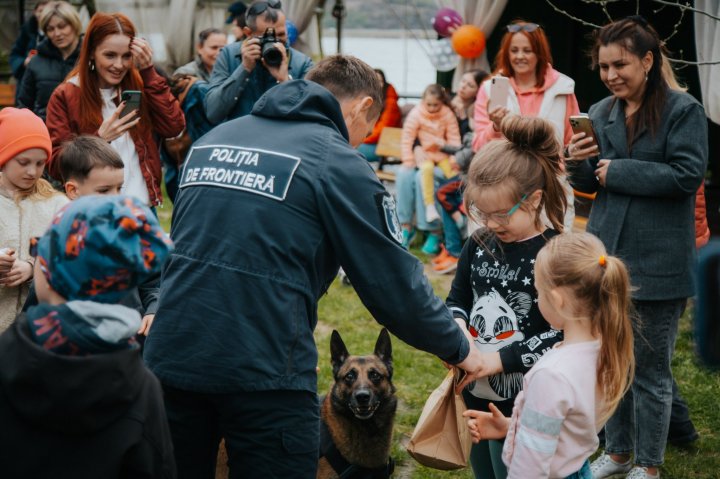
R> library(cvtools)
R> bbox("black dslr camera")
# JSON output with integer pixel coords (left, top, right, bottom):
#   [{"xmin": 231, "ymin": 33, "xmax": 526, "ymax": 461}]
[{"xmin": 260, "ymin": 27, "xmax": 283, "ymax": 67}]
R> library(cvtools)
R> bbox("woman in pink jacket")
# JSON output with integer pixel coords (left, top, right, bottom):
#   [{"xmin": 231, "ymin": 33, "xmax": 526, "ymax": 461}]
[{"xmin": 473, "ymin": 21, "xmax": 579, "ymax": 229}]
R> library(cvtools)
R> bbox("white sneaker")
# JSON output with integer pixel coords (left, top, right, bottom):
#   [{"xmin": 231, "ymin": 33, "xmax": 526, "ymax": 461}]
[
  {"xmin": 590, "ymin": 454, "xmax": 632, "ymax": 478},
  {"xmin": 626, "ymin": 467, "xmax": 659, "ymax": 479},
  {"xmin": 425, "ymin": 204, "xmax": 440, "ymax": 223}
]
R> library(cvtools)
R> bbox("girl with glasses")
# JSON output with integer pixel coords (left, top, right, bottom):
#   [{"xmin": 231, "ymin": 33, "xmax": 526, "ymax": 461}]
[
  {"xmin": 446, "ymin": 115, "xmax": 567, "ymax": 479},
  {"xmin": 472, "ymin": 20, "xmax": 580, "ymax": 230}
]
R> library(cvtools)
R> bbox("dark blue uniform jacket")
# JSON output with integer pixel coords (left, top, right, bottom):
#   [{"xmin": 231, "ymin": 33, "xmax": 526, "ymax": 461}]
[{"xmin": 144, "ymin": 80, "xmax": 468, "ymax": 393}]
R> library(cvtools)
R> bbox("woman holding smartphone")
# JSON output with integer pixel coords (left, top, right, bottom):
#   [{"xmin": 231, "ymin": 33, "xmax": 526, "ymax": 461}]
[
  {"xmin": 472, "ymin": 21, "xmax": 579, "ymax": 153},
  {"xmin": 567, "ymin": 17, "xmax": 707, "ymax": 479},
  {"xmin": 46, "ymin": 12, "xmax": 184, "ymax": 206}
]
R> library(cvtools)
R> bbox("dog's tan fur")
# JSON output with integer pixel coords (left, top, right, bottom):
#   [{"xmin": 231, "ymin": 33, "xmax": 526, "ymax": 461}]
[{"xmin": 317, "ymin": 329, "xmax": 397, "ymax": 479}]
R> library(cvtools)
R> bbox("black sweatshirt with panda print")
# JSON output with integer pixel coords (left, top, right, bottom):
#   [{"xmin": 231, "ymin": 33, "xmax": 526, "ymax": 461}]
[{"xmin": 446, "ymin": 229, "xmax": 562, "ymax": 416}]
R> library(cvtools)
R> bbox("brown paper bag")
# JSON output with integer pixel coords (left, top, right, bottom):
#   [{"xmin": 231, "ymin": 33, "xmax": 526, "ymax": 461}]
[{"xmin": 406, "ymin": 368, "xmax": 472, "ymax": 470}]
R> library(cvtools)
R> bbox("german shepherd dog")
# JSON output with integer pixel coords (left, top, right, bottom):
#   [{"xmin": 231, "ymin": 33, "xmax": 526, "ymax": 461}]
[{"xmin": 317, "ymin": 329, "xmax": 397, "ymax": 479}]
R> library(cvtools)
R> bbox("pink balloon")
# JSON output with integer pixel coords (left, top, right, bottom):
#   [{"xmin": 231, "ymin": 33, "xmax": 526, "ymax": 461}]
[{"xmin": 432, "ymin": 8, "xmax": 464, "ymax": 38}]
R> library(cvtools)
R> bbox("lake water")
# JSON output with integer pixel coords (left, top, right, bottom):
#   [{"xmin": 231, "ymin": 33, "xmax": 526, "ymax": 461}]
[{"xmin": 320, "ymin": 35, "xmax": 436, "ymax": 100}]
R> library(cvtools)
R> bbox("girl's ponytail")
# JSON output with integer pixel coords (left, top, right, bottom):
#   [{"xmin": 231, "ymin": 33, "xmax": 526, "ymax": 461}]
[
  {"xmin": 535, "ymin": 232, "xmax": 634, "ymax": 424},
  {"xmin": 596, "ymin": 254, "xmax": 635, "ymax": 423}
]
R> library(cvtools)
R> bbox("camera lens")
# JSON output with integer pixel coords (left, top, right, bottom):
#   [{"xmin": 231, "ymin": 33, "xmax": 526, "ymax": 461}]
[{"xmin": 262, "ymin": 43, "xmax": 283, "ymax": 67}]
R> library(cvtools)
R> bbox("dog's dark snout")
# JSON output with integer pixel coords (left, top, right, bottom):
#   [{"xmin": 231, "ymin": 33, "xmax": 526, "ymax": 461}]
[{"xmin": 354, "ymin": 389, "xmax": 371, "ymax": 405}]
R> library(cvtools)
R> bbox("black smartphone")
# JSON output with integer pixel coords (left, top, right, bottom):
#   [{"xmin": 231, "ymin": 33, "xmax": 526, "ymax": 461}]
[
  {"xmin": 120, "ymin": 90, "xmax": 142, "ymax": 118},
  {"xmin": 569, "ymin": 115, "xmax": 599, "ymax": 151}
]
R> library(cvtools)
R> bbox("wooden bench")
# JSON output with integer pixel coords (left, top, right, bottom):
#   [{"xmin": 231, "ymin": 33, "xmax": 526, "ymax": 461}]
[
  {"xmin": 0, "ymin": 84, "xmax": 16, "ymax": 108},
  {"xmin": 374, "ymin": 127, "xmax": 403, "ymax": 182}
]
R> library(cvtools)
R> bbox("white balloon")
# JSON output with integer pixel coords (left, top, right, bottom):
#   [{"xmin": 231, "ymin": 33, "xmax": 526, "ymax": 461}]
[{"xmin": 428, "ymin": 38, "xmax": 460, "ymax": 72}]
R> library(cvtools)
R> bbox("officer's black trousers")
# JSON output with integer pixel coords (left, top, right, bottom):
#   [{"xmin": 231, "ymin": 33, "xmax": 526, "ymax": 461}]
[{"xmin": 162, "ymin": 385, "xmax": 319, "ymax": 478}]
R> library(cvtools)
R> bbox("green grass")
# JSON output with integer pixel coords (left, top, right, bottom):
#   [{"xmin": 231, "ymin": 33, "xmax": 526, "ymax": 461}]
[{"xmin": 159, "ymin": 189, "xmax": 719, "ymax": 477}]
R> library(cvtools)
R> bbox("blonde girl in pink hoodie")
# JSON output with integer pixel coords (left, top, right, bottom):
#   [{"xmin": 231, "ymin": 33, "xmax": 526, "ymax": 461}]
[{"xmin": 401, "ymin": 84, "xmax": 461, "ymax": 226}]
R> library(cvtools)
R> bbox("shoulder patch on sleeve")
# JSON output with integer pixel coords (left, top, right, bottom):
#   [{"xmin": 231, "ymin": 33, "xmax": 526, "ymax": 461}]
[{"xmin": 375, "ymin": 192, "xmax": 403, "ymax": 244}]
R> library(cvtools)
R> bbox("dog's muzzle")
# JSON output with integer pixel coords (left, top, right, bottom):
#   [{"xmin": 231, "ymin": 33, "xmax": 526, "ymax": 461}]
[{"xmin": 349, "ymin": 389, "xmax": 380, "ymax": 419}]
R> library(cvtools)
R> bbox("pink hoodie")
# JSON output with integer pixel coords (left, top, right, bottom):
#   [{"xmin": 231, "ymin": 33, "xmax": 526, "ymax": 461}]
[
  {"xmin": 401, "ymin": 102, "xmax": 461, "ymax": 168},
  {"xmin": 473, "ymin": 67, "xmax": 580, "ymax": 152}
]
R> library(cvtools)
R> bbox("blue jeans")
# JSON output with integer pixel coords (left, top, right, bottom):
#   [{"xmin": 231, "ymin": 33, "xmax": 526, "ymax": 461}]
[
  {"xmin": 565, "ymin": 459, "xmax": 591, "ymax": 479},
  {"xmin": 396, "ymin": 166, "xmax": 442, "ymax": 231},
  {"xmin": 440, "ymin": 204, "xmax": 463, "ymax": 257},
  {"xmin": 604, "ymin": 299, "xmax": 686, "ymax": 467}
]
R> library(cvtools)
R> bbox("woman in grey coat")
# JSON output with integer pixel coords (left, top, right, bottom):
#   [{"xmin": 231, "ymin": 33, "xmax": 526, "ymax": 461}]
[{"xmin": 566, "ymin": 17, "xmax": 708, "ymax": 479}]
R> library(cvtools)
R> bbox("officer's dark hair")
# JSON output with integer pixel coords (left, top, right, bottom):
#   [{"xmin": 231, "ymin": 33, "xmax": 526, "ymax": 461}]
[
  {"xmin": 58, "ymin": 135, "xmax": 124, "ymax": 183},
  {"xmin": 306, "ymin": 55, "xmax": 384, "ymax": 120}
]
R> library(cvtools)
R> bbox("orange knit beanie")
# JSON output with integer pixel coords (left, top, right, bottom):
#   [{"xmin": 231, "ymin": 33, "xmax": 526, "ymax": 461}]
[{"xmin": 0, "ymin": 108, "xmax": 52, "ymax": 168}]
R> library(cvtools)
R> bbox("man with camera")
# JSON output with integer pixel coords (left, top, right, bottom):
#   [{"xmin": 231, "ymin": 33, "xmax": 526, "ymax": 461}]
[{"xmin": 204, "ymin": 0, "xmax": 313, "ymax": 125}]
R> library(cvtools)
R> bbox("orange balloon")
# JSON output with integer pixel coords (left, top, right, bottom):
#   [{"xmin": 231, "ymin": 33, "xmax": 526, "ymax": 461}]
[{"xmin": 451, "ymin": 25, "xmax": 486, "ymax": 59}]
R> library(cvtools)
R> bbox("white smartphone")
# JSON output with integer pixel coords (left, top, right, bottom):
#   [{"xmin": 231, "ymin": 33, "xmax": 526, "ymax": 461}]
[{"xmin": 489, "ymin": 76, "xmax": 510, "ymax": 111}]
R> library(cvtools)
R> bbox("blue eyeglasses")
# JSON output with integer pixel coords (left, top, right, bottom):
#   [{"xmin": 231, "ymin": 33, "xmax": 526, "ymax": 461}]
[
  {"xmin": 506, "ymin": 23, "xmax": 540, "ymax": 33},
  {"xmin": 471, "ymin": 193, "xmax": 528, "ymax": 226},
  {"xmin": 246, "ymin": 0, "xmax": 282, "ymax": 20}
]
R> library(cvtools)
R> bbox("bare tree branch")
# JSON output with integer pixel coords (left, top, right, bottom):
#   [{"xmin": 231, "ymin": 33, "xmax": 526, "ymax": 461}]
[
  {"xmin": 544, "ymin": 0, "xmax": 602, "ymax": 28},
  {"xmin": 652, "ymin": 0, "xmax": 720, "ymax": 21},
  {"xmin": 668, "ymin": 58, "xmax": 720, "ymax": 66},
  {"xmin": 661, "ymin": 3, "xmax": 686, "ymax": 43}
]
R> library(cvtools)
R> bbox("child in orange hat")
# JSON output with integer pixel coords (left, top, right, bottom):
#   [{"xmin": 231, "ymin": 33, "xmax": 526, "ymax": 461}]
[{"xmin": 0, "ymin": 107, "xmax": 68, "ymax": 332}]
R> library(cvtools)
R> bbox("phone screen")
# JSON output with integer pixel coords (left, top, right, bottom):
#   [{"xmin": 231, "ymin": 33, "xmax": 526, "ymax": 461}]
[{"xmin": 120, "ymin": 91, "xmax": 141, "ymax": 118}]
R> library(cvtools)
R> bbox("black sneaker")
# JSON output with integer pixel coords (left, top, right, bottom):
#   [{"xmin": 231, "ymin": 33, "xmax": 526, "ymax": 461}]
[{"xmin": 667, "ymin": 420, "xmax": 699, "ymax": 446}]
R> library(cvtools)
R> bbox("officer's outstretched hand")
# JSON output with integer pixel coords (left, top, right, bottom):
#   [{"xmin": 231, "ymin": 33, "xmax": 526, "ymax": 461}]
[
  {"xmin": 241, "ymin": 37, "xmax": 262, "ymax": 73},
  {"xmin": 456, "ymin": 349, "xmax": 504, "ymax": 394},
  {"xmin": 453, "ymin": 318, "xmax": 504, "ymax": 394},
  {"xmin": 264, "ymin": 42, "xmax": 290, "ymax": 83}
]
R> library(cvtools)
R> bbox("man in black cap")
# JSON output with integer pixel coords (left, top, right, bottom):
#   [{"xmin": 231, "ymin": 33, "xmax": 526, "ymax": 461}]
[{"xmin": 225, "ymin": 1, "xmax": 247, "ymax": 42}]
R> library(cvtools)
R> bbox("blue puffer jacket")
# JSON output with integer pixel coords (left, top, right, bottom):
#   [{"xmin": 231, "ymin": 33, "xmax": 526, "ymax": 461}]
[{"xmin": 144, "ymin": 80, "xmax": 469, "ymax": 394}]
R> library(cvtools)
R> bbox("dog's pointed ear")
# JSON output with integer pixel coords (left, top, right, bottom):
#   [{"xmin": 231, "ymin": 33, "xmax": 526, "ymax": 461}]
[
  {"xmin": 374, "ymin": 328, "xmax": 393, "ymax": 374},
  {"xmin": 330, "ymin": 330, "xmax": 350, "ymax": 377}
]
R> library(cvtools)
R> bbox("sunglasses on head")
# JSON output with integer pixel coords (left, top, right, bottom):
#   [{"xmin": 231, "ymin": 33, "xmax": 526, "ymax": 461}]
[
  {"xmin": 246, "ymin": 0, "xmax": 282, "ymax": 20},
  {"xmin": 506, "ymin": 23, "xmax": 540, "ymax": 33}
]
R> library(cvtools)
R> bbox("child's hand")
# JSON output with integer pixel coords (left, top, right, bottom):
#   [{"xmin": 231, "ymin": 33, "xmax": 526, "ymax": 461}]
[
  {"xmin": 0, "ymin": 259, "xmax": 33, "ymax": 287},
  {"xmin": 138, "ymin": 314, "xmax": 155, "ymax": 336},
  {"xmin": 425, "ymin": 141, "xmax": 443, "ymax": 153},
  {"xmin": 451, "ymin": 95, "xmax": 466, "ymax": 119},
  {"xmin": 0, "ymin": 248, "xmax": 16, "ymax": 275},
  {"xmin": 463, "ymin": 403, "xmax": 509, "ymax": 443}
]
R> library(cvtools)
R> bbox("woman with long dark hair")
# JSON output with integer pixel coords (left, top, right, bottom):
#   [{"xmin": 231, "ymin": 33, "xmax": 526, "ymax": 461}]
[
  {"xmin": 45, "ymin": 12, "xmax": 184, "ymax": 206},
  {"xmin": 567, "ymin": 17, "xmax": 707, "ymax": 479}
]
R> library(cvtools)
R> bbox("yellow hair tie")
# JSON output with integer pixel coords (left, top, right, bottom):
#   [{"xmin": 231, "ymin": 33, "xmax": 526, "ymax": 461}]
[{"xmin": 599, "ymin": 255, "xmax": 607, "ymax": 267}]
